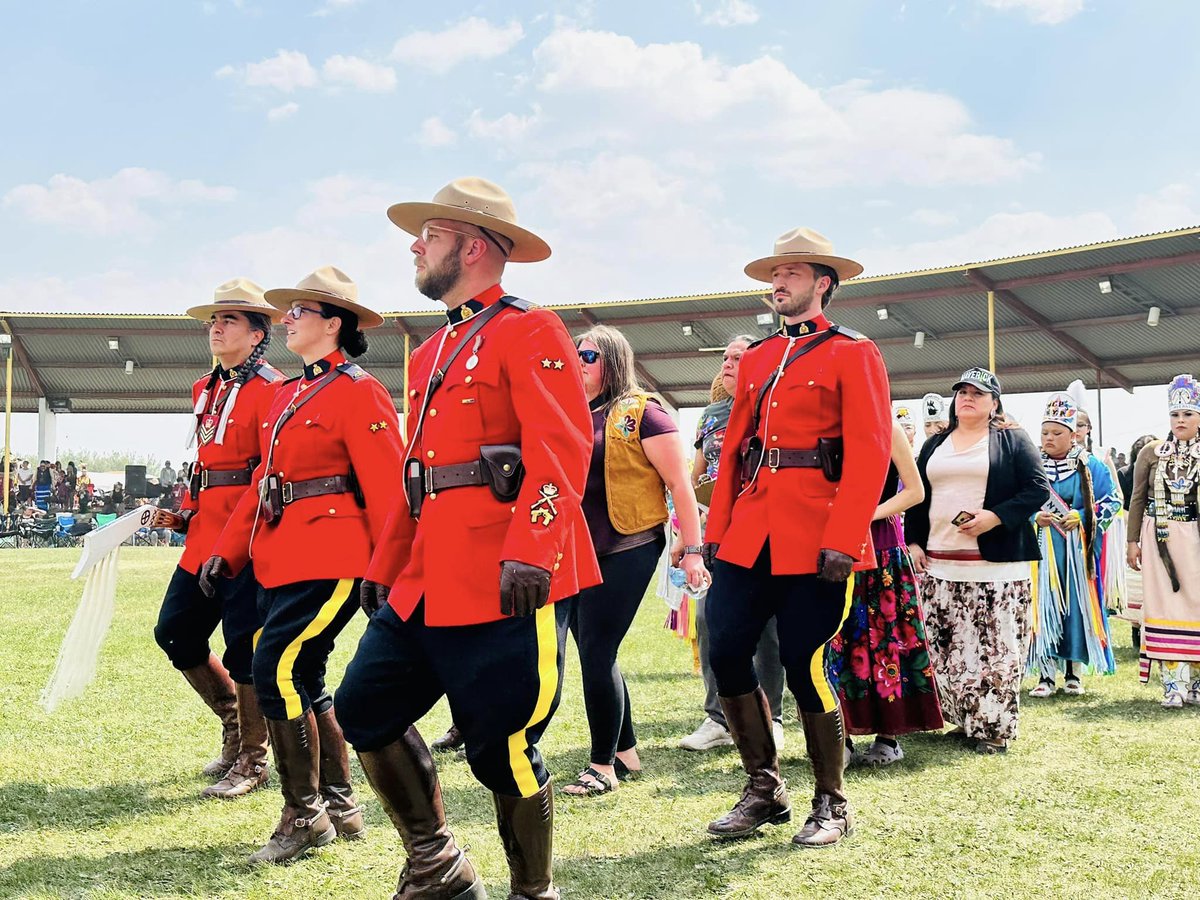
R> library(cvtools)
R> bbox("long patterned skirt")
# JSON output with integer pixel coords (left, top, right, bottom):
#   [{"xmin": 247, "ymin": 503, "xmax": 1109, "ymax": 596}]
[
  {"xmin": 922, "ymin": 577, "xmax": 1032, "ymax": 743},
  {"xmin": 828, "ymin": 547, "xmax": 944, "ymax": 735}
]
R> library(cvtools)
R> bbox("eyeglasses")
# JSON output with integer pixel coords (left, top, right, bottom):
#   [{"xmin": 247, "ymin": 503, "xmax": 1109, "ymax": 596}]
[
  {"xmin": 283, "ymin": 305, "xmax": 331, "ymax": 321},
  {"xmin": 419, "ymin": 223, "xmax": 510, "ymax": 258},
  {"xmin": 577, "ymin": 349, "xmax": 601, "ymax": 364}
]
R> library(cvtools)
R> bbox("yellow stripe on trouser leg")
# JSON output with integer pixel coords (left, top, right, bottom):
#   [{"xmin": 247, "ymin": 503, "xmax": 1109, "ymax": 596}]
[
  {"xmin": 507, "ymin": 603, "xmax": 557, "ymax": 798},
  {"xmin": 276, "ymin": 578, "xmax": 354, "ymax": 720},
  {"xmin": 252, "ymin": 627, "xmax": 263, "ymax": 651},
  {"xmin": 809, "ymin": 576, "xmax": 855, "ymax": 714}
]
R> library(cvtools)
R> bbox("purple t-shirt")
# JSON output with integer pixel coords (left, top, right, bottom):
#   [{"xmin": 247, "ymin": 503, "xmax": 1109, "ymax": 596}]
[{"xmin": 582, "ymin": 396, "xmax": 677, "ymax": 557}]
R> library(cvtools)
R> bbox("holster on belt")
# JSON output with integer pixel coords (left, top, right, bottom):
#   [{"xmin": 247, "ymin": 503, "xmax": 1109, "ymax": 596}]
[
  {"xmin": 259, "ymin": 475, "xmax": 284, "ymax": 524},
  {"xmin": 817, "ymin": 437, "xmax": 844, "ymax": 482},
  {"xmin": 404, "ymin": 444, "xmax": 525, "ymax": 519},
  {"xmin": 404, "ymin": 458, "xmax": 425, "ymax": 519},
  {"xmin": 738, "ymin": 435, "xmax": 844, "ymax": 483}
]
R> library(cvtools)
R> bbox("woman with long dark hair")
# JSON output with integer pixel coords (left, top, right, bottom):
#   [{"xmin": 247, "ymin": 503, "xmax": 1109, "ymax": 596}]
[
  {"xmin": 906, "ymin": 368, "xmax": 1049, "ymax": 754},
  {"xmin": 151, "ymin": 279, "xmax": 285, "ymax": 799},
  {"xmin": 203, "ymin": 266, "xmax": 403, "ymax": 863},
  {"xmin": 560, "ymin": 324, "xmax": 707, "ymax": 796}
]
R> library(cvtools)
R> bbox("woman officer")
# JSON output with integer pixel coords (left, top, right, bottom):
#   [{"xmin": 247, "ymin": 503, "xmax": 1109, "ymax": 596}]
[
  {"xmin": 201, "ymin": 266, "xmax": 403, "ymax": 865},
  {"xmin": 152, "ymin": 278, "xmax": 285, "ymax": 799}
]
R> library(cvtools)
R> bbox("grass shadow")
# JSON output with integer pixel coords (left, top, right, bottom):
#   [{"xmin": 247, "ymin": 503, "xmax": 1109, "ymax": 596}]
[{"xmin": 0, "ymin": 778, "xmax": 207, "ymax": 833}]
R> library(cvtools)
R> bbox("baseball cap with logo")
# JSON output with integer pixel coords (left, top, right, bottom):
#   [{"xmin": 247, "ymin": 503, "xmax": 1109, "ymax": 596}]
[{"xmin": 952, "ymin": 367, "xmax": 1001, "ymax": 397}]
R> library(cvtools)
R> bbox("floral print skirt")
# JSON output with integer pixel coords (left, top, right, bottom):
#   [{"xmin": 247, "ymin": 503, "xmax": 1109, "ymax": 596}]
[
  {"xmin": 828, "ymin": 547, "xmax": 945, "ymax": 736},
  {"xmin": 922, "ymin": 576, "xmax": 1032, "ymax": 743}
]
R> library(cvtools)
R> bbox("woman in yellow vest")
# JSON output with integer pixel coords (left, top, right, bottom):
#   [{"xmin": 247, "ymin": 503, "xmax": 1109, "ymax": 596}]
[{"xmin": 560, "ymin": 324, "xmax": 707, "ymax": 796}]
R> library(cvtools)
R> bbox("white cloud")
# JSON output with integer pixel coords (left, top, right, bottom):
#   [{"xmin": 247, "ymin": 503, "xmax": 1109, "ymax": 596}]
[
  {"xmin": 417, "ymin": 116, "xmax": 457, "ymax": 147},
  {"xmin": 390, "ymin": 17, "xmax": 524, "ymax": 74},
  {"xmin": 858, "ymin": 209, "xmax": 1119, "ymax": 275},
  {"xmin": 312, "ymin": 0, "xmax": 361, "ymax": 16},
  {"xmin": 908, "ymin": 208, "xmax": 960, "ymax": 227},
  {"xmin": 3, "ymin": 168, "xmax": 237, "ymax": 236},
  {"xmin": 694, "ymin": 0, "xmax": 760, "ymax": 26},
  {"xmin": 530, "ymin": 28, "xmax": 1038, "ymax": 187},
  {"xmin": 1129, "ymin": 183, "xmax": 1200, "ymax": 234},
  {"xmin": 465, "ymin": 106, "xmax": 541, "ymax": 143},
  {"xmin": 980, "ymin": 0, "xmax": 1084, "ymax": 25},
  {"xmin": 321, "ymin": 54, "xmax": 397, "ymax": 92},
  {"xmin": 267, "ymin": 101, "xmax": 300, "ymax": 121},
  {"xmin": 217, "ymin": 49, "xmax": 318, "ymax": 92},
  {"xmin": 296, "ymin": 174, "xmax": 401, "ymax": 228}
]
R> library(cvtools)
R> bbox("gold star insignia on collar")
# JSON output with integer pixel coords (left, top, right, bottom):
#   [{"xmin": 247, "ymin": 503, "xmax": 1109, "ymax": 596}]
[
  {"xmin": 369, "ymin": 421, "xmax": 389, "ymax": 432},
  {"xmin": 541, "ymin": 358, "xmax": 553, "ymax": 368},
  {"xmin": 553, "ymin": 359, "xmax": 564, "ymax": 369}
]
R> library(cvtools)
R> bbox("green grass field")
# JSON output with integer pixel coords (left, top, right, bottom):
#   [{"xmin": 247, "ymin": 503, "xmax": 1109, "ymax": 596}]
[{"xmin": 1, "ymin": 548, "xmax": 1197, "ymax": 899}]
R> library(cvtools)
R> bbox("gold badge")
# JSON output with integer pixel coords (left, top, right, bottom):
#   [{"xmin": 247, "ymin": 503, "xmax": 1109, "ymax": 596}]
[
  {"xmin": 529, "ymin": 483, "xmax": 560, "ymax": 526},
  {"xmin": 369, "ymin": 421, "xmax": 389, "ymax": 432}
]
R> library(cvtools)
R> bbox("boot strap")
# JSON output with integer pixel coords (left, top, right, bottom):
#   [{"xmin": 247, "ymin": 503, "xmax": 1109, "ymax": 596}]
[{"xmin": 325, "ymin": 803, "xmax": 362, "ymax": 820}]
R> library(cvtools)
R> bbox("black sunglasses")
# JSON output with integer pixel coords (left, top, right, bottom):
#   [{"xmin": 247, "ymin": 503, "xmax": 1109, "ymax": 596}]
[{"xmin": 577, "ymin": 349, "xmax": 601, "ymax": 364}]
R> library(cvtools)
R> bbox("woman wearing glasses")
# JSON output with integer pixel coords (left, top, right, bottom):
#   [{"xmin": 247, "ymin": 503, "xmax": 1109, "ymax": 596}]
[
  {"xmin": 151, "ymin": 278, "xmax": 285, "ymax": 799},
  {"xmin": 559, "ymin": 325, "xmax": 707, "ymax": 796},
  {"xmin": 202, "ymin": 266, "xmax": 403, "ymax": 864}
]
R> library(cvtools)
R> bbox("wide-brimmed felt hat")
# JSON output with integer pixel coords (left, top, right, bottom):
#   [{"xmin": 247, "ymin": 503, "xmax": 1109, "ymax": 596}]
[
  {"xmin": 386, "ymin": 177, "xmax": 550, "ymax": 263},
  {"xmin": 744, "ymin": 228, "xmax": 864, "ymax": 284},
  {"xmin": 186, "ymin": 277, "xmax": 284, "ymax": 324},
  {"xmin": 264, "ymin": 266, "xmax": 384, "ymax": 329}
]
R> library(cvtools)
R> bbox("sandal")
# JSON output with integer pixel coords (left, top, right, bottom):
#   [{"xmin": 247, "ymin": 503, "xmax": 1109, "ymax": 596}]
[
  {"xmin": 614, "ymin": 758, "xmax": 642, "ymax": 782},
  {"xmin": 560, "ymin": 766, "xmax": 615, "ymax": 797},
  {"xmin": 973, "ymin": 740, "xmax": 1008, "ymax": 755}
]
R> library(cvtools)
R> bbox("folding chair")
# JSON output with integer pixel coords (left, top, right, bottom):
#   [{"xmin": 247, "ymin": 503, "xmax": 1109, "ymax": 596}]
[{"xmin": 54, "ymin": 513, "xmax": 79, "ymax": 547}]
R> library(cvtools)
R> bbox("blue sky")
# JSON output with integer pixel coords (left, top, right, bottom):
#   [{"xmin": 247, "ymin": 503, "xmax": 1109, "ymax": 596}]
[{"xmin": 2, "ymin": 0, "xmax": 1197, "ymax": 459}]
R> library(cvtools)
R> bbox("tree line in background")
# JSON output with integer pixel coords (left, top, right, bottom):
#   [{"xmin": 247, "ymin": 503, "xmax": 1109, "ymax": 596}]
[{"xmin": 8, "ymin": 448, "xmax": 161, "ymax": 471}]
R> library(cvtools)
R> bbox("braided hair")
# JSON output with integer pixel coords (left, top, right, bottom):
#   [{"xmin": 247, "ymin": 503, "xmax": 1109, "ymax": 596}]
[{"xmin": 235, "ymin": 311, "xmax": 273, "ymax": 383}]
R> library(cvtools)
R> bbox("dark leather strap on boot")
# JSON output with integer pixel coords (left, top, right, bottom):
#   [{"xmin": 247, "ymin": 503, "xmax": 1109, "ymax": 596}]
[
  {"xmin": 494, "ymin": 780, "xmax": 558, "ymax": 900},
  {"xmin": 356, "ymin": 726, "xmax": 485, "ymax": 899},
  {"xmin": 250, "ymin": 711, "xmax": 336, "ymax": 865},
  {"xmin": 203, "ymin": 682, "xmax": 269, "ymax": 799},
  {"xmin": 181, "ymin": 652, "xmax": 240, "ymax": 779},
  {"xmin": 793, "ymin": 708, "xmax": 854, "ymax": 848},
  {"xmin": 314, "ymin": 706, "xmax": 365, "ymax": 840},
  {"xmin": 707, "ymin": 688, "xmax": 791, "ymax": 838}
]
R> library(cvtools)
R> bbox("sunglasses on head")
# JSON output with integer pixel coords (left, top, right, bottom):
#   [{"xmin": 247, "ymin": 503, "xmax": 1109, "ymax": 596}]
[{"xmin": 577, "ymin": 349, "xmax": 601, "ymax": 364}]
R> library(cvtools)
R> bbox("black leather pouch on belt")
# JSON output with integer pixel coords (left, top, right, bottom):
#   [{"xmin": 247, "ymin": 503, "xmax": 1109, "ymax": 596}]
[
  {"xmin": 739, "ymin": 435, "xmax": 762, "ymax": 482},
  {"xmin": 479, "ymin": 444, "xmax": 525, "ymax": 502},
  {"xmin": 259, "ymin": 475, "xmax": 283, "ymax": 524},
  {"xmin": 818, "ymin": 437, "xmax": 844, "ymax": 482},
  {"xmin": 404, "ymin": 459, "xmax": 424, "ymax": 519}
]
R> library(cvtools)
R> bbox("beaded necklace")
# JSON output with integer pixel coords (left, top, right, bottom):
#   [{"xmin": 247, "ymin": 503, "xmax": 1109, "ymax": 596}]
[{"xmin": 1153, "ymin": 436, "xmax": 1200, "ymax": 540}]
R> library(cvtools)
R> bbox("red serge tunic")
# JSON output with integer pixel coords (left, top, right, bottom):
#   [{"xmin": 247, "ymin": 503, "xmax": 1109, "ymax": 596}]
[
  {"xmin": 365, "ymin": 284, "xmax": 601, "ymax": 627},
  {"xmin": 213, "ymin": 351, "xmax": 404, "ymax": 589},
  {"xmin": 705, "ymin": 315, "xmax": 892, "ymax": 574},
  {"xmin": 179, "ymin": 364, "xmax": 285, "ymax": 575}
]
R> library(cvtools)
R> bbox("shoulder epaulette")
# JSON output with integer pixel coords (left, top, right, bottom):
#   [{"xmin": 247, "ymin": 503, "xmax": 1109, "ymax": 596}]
[
  {"xmin": 281, "ymin": 375, "xmax": 302, "ymax": 386},
  {"xmin": 336, "ymin": 362, "xmax": 369, "ymax": 380},
  {"xmin": 500, "ymin": 294, "xmax": 534, "ymax": 311},
  {"xmin": 829, "ymin": 323, "xmax": 868, "ymax": 341},
  {"xmin": 255, "ymin": 363, "xmax": 286, "ymax": 383},
  {"xmin": 746, "ymin": 332, "xmax": 778, "ymax": 349}
]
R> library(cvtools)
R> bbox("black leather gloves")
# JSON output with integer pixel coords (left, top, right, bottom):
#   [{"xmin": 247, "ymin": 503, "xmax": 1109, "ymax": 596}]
[
  {"xmin": 500, "ymin": 560, "xmax": 552, "ymax": 617},
  {"xmin": 360, "ymin": 580, "xmax": 390, "ymax": 616},
  {"xmin": 198, "ymin": 555, "xmax": 229, "ymax": 598},
  {"xmin": 816, "ymin": 548, "xmax": 854, "ymax": 583},
  {"xmin": 702, "ymin": 543, "xmax": 720, "ymax": 570}
]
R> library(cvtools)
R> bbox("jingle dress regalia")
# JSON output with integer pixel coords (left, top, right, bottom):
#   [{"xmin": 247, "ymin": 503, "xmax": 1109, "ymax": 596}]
[
  {"xmin": 1127, "ymin": 374, "xmax": 1200, "ymax": 707},
  {"xmin": 1028, "ymin": 392, "xmax": 1121, "ymax": 682}
]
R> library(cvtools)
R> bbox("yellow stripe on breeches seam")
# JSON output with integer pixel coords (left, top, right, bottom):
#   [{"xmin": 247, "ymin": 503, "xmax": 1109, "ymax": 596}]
[
  {"xmin": 507, "ymin": 604, "xmax": 557, "ymax": 798},
  {"xmin": 809, "ymin": 576, "xmax": 855, "ymax": 714},
  {"xmin": 276, "ymin": 578, "xmax": 354, "ymax": 720}
]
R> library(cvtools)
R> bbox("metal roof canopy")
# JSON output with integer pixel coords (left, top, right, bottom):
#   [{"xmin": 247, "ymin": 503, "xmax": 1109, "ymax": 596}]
[{"xmin": 2, "ymin": 226, "xmax": 1199, "ymax": 414}]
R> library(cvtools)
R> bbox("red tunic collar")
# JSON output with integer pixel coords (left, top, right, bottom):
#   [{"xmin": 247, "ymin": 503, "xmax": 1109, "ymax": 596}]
[{"xmin": 445, "ymin": 283, "xmax": 505, "ymax": 325}]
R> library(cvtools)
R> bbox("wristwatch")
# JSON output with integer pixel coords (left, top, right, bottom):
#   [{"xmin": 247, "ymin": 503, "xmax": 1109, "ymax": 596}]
[{"xmin": 682, "ymin": 545, "xmax": 704, "ymax": 556}]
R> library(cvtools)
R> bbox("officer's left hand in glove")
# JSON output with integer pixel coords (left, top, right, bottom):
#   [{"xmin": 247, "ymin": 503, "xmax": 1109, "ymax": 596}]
[
  {"xmin": 198, "ymin": 555, "xmax": 230, "ymax": 598},
  {"xmin": 500, "ymin": 560, "xmax": 552, "ymax": 617},
  {"xmin": 816, "ymin": 548, "xmax": 854, "ymax": 583}
]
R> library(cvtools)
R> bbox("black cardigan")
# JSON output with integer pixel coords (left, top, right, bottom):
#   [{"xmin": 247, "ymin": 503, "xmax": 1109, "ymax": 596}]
[{"xmin": 906, "ymin": 426, "xmax": 1050, "ymax": 563}]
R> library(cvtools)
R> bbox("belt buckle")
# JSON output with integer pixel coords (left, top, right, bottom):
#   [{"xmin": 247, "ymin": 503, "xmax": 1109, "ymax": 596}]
[
  {"xmin": 423, "ymin": 465, "xmax": 435, "ymax": 496},
  {"xmin": 281, "ymin": 481, "xmax": 293, "ymax": 505},
  {"xmin": 767, "ymin": 447, "xmax": 780, "ymax": 470},
  {"xmin": 199, "ymin": 468, "xmax": 209, "ymax": 490}
]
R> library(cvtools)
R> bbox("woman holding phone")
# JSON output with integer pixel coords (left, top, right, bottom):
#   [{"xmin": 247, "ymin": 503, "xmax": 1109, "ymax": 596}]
[{"xmin": 905, "ymin": 368, "xmax": 1049, "ymax": 754}]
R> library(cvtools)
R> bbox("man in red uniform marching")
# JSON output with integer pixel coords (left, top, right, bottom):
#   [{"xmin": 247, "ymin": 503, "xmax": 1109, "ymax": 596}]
[
  {"xmin": 335, "ymin": 178, "xmax": 599, "ymax": 900},
  {"xmin": 702, "ymin": 229, "xmax": 891, "ymax": 848},
  {"xmin": 152, "ymin": 279, "xmax": 285, "ymax": 798}
]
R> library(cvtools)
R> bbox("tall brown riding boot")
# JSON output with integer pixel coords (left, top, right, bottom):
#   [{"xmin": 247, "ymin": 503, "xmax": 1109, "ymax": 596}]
[
  {"xmin": 707, "ymin": 688, "xmax": 792, "ymax": 838},
  {"xmin": 792, "ymin": 708, "xmax": 854, "ymax": 848},
  {"xmin": 494, "ymin": 780, "xmax": 558, "ymax": 900},
  {"xmin": 357, "ymin": 726, "xmax": 485, "ymax": 899},
  {"xmin": 249, "ymin": 711, "xmax": 337, "ymax": 865},
  {"xmin": 315, "ymin": 706, "xmax": 365, "ymax": 840},
  {"xmin": 181, "ymin": 652, "xmax": 240, "ymax": 778},
  {"xmin": 203, "ymin": 682, "xmax": 270, "ymax": 799}
]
